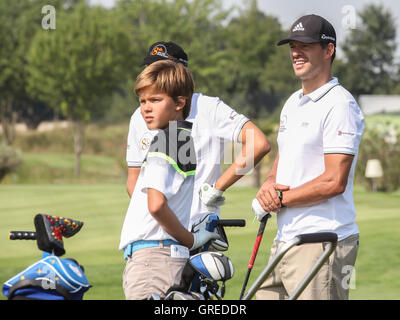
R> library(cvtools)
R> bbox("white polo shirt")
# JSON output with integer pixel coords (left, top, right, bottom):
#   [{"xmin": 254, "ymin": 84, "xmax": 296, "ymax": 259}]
[
  {"xmin": 126, "ymin": 93, "xmax": 249, "ymax": 227},
  {"xmin": 119, "ymin": 121, "xmax": 196, "ymax": 250},
  {"xmin": 276, "ymin": 78, "xmax": 365, "ymax": 242}
]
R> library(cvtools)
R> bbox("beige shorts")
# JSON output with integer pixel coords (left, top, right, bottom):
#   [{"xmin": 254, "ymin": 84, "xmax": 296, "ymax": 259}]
[
  {"xmin": 256, "ymin": 233, "xmax": 359, "ymax": 300},
  {"xmin": 123, "ymin": 245, "xmax": 188, "ymax": 300}
]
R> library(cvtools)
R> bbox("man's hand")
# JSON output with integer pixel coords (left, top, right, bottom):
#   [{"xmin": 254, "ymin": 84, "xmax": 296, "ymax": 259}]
[
  {"xmin": 256, "ymin": 179, "xmax": 290, "ymax": 213},
  {"xmin": 199, "ymin": 183, "xmax": 225, "ymax": 210}
]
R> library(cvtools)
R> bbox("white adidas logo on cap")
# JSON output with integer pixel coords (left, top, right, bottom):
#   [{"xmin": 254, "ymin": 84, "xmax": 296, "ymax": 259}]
[{"xmin": 292, "ymin": 22, "xmax": 305, "ymax": 32}]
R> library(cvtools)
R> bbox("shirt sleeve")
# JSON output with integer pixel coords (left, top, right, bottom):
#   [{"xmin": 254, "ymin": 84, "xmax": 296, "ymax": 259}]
[
  {"xmin": 323, "ymin": 100, "xmax": 365, "ymax": 155},
  {"xmin": 126, "ymin": 108, "xmax": 152, "ymax": 167},
  {"xmin": 141, "ymin": 155, "xmax": 185, "ymax": 200},
  {"xmin": 205, "ymin": 96, "xmax": 249, "ymax": 143}
]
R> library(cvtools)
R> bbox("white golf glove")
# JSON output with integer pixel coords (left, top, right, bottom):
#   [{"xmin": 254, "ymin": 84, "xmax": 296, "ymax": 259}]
[
  {"xmin": 199, "ymin": 183, "xmax": 225, "ymax": 210},
  {"xmin": 251, "ymin": 198, "xmax": 269, "ymax": 222},
  {"xmin": 190, "ymin": 214, "xmax": 220, "ymax": 251}
]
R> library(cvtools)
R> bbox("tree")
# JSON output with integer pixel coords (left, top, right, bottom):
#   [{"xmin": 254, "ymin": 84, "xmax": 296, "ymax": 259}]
[
  {"xmin": 116, "ymin": 0, "xmax": 293, "ymax": 120},
  {"xmin": 116, "ymin": 0, "xmax": 229, "ymax": 95},
  {"xmin": 0, "ymin": 0, "xmax": 46, "ymax": 144},
  {"xmin": 260, "ymin": 41, "xmax": 300, "ymax": 113},
  {"xmin": 0, "ymin": 144, "xmax": 22, "ymax": 182},
  {"xmin": 221, "ymin": 0, "xmax": 284, "ymax": 118},
  {"xmin": 338, "ymin": 3, "xmax": 398, "ymax": 96},
  {"xmin": 27, "ymin": 2, "xmax": 132, "ymax": 177}
]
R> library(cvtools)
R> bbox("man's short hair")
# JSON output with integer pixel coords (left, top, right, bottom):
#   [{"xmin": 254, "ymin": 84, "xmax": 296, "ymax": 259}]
[
  {"xmin": 320, "ymin": 42, "xmax": 336, "ymax": 64},
  {"xmin": 134, "ymin": 60, "xmax": 194, "ymax": 119}
]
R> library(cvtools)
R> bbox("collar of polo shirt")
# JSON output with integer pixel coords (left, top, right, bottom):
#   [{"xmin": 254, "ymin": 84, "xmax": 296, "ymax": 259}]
[{"xmin": 299, "ymin": 77, "xmax": 340, "ymax": 105}]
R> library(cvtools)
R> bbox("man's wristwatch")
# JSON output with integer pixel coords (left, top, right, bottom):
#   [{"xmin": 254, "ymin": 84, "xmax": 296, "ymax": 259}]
[{"xmin": 276, "ymin": 190, "xmax": 285, "ymax": 208}]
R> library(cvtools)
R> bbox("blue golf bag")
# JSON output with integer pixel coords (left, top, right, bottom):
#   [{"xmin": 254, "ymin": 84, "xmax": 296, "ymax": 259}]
[
  {"xmin": 3, "ymin": 214, "xmax": 91, "ymax": 300},
  {"xmin": 2, "ymin": 252, "xmax": 90, "ymax": 300}
]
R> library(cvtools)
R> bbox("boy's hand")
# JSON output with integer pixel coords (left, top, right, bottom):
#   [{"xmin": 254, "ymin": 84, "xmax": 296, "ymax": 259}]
[
  {"xmin": 199, "ymin": 183, "xmax": 225, "ymax": 210},
  {"xmin": 190, "ymin": 214, "xmax": 220, "ymax": 250}
]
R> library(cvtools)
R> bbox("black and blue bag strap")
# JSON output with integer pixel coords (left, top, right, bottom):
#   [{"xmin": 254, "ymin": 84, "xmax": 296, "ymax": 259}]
[{"xmin": 7, "ymin": 279, "xmax": 72, "ymax": 300}]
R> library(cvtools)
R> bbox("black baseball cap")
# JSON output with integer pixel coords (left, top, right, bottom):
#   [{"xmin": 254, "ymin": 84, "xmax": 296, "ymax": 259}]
[
  {"xmin": 140, "ymin": 41, "xmax": 189, "ymax": 67},
  {"xmin": 277, "ymin": 14, "xmax": 336, "ymax": 46}
]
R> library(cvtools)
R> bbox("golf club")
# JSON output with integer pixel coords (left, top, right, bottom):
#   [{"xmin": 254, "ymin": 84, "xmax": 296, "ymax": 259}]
[{"xmin": 239, "ymin": 213, "xmax": 271, "ymax": 299}]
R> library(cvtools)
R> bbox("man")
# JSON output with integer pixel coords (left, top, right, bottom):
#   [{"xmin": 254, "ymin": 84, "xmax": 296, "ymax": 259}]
[
  {"xmin": 253, "ymin": 14, "xmax": 365, "ymax": 300},
  {"xmin": 126, "ymin": 41, "xmax": 270, "ymax": 237}
]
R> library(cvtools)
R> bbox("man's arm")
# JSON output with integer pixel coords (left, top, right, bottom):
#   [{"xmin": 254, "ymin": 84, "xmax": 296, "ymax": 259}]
[
  {"xmin": 280, "ymin": 153, "xmax": 354, "ymax": 207},
  {"xmin": 214, "ymin": 121, "xmax": 271, "ymax": 191},
  {"xmin": 126, "ymin": 167, "xmax": 141, "ymax": 197}
]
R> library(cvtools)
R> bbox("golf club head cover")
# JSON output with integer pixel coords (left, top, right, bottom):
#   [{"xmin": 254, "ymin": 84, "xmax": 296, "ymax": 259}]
[
  {"xmin": 34, "ymin": 214, "xmax": 84, "ymax": 256},
  {"xmin": 210, "ymin": 224, "xmax": 229, "ymax": 251},
  {"xmin": 189, "ymin": 252, "xmax": 234, "ymax": 282},
  {"xmin": 56, "ymin": 216, "xmax": 84, "ymax": 238}
]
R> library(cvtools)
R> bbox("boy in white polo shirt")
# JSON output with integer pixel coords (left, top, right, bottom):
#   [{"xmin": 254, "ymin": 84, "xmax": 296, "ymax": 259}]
[
  {"xmin": 254, "ymin": 15, "xmax": 365, "ymax": 300},
  {"xmin": 119, "ymin": 60, "xmax": 219, "ymax": 300}
]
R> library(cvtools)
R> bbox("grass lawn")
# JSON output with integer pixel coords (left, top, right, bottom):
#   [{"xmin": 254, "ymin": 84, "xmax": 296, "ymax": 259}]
[
  {"xmin": 3, "ymin": 152, "xmax": 126, "ymax": 184},
  {"xmin": 0, "ymin": 184, "xmax": 399, "ymax": 300}
]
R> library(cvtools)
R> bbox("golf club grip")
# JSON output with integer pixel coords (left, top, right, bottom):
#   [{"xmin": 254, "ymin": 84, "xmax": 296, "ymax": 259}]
[
  {"xmin": 296, "ymin": 232, "xmax": 338, "ymax": 245},
  {"xmin": 249, "ymin": 217, "xmax": 268, "ymax": 267},
  {"xmin": 217, "ymin": 219, "xmax": 246, "ymax": 227},
  {"xmin": 258, "ymin": 214, "xmax": 270, "ymax": 235},
  {"xmin": 9, "ymin": 231, "xmax": 37, "ymax": 240}
]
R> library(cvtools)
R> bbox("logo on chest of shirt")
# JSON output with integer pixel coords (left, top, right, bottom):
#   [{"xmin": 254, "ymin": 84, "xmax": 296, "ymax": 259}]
[
  {"xmin": 301, "ymin": 121, "xmax": 309, "ymax": 128},
  {"xmin": 140, "ymin": 133, "xmax": 153, "ymax": 150},
  {"xmin": 279, "ymin": 115, "xmax": 287, "ymax": 132},
  {"xmin": 338, "ymin": 130, "xmax": 355, "ymax": 137}
]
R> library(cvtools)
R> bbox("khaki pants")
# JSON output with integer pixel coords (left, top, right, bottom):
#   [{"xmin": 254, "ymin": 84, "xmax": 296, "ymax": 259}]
[
  {"xmin": 123, "ymin": 245, "xmax": 188, "ymax": 300},
  {"xmin": 256, "ymin": 233, "xmax": 359, "ymax": 300}
]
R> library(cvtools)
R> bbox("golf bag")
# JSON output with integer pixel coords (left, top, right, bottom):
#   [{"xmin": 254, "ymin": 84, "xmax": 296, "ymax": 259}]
[
  {"xmin": 2, "ymin": 253, "xmax": 90, "ymax": 300},
  {"xmin": 2, "ymin": 214, "xmax": 91, "ymax": 300},
  {"xmin": 160, "ymin": 215, "xmax": 243, "ymax": 300}
]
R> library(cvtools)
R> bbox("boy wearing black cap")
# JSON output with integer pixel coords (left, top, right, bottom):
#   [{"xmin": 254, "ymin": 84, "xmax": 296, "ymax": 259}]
[
  {"xmin": 126, "ymin": 41, "xmax": 271, "ymax": 244},
  {"xmin": 253, "ymin": 14, "xmax": 365, "ymax": 300},
  {"xmin": 140, "ymin": 41, "xmax": 189, "ymax": 67}
]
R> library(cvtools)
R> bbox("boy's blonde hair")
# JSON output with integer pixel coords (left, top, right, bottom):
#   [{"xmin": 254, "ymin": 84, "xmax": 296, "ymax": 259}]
[{"xmin": 134, "ymin": 60, "xmax": 195, "ymax": 119}]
